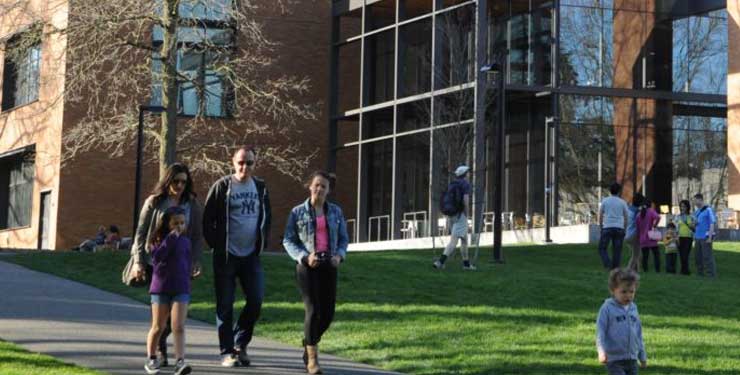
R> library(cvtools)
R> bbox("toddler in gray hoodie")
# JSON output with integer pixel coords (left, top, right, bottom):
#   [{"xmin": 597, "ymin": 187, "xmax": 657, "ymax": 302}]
[{"xmin": 596, "ymin": 268, "xmax": 647, "ymax": 375}]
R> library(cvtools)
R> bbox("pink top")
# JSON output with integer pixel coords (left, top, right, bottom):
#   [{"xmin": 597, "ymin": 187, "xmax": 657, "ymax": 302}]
[
  {"xmin": 636, "ymin": 207, "xmax": 660, "ymax": 248},
  {"xmin": 315, "ymin": 215, "xmax": 329, "ymax": 253}
]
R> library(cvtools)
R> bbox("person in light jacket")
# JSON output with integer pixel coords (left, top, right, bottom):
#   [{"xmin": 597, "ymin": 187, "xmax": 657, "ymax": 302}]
[{"xmin": 283, "ymin": 170, "xmax": 348, "ymax": 375}]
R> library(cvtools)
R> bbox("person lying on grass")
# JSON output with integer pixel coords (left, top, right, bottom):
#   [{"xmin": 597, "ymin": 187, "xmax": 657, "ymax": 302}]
[{"xmin": 596, "ymin": 268, "xmax": 647, "ymax": 375}]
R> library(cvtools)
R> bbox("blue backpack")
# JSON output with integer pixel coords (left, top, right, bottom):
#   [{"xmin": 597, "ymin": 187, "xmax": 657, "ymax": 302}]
[{"xmin": 440, "ymin": 181, "xmax": 464, "ymax": 216}]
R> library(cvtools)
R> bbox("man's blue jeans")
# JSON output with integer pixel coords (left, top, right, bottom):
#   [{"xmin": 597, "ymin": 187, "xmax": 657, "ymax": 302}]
[
  {"xmin": 599, "ymin": 227, "xmax": 625, "ymax": 269},
  {"xmin": 213, "ymin": 253, "xmax": 264, "ymax": 355}
]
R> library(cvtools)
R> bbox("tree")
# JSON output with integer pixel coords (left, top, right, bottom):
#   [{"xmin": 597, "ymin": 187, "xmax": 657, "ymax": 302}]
[{"xmin": 1, "ymin": 0, "xmax": 317, "ymax": 179}]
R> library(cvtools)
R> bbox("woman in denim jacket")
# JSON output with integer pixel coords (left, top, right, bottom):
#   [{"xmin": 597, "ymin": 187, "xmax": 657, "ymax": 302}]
[{"xmin": 283, "ymin": 170, "xmax": 349, "ymax": 374}]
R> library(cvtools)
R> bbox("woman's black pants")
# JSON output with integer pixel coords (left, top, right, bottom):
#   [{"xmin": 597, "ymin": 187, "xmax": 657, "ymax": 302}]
[{"xmin": 296, "ymin": 261, "xmax": 338, "ymax": 346}]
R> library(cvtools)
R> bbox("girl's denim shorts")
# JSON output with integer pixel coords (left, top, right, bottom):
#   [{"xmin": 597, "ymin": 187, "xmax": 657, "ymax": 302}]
[{"xmin": 150, "ymin": 293, "xmax": 190, "ymax": 305}]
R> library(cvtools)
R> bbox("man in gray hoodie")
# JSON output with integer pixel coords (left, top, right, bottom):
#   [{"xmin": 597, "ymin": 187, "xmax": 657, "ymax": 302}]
[{"xmin": 596, "ymin": 268, "xmax": 647, "ymax": 375}]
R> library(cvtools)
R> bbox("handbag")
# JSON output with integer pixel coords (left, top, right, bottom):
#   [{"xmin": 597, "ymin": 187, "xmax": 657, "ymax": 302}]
[
  {"xmin": 121, "ymin": 255, "xmax": 151, "ymax": 288},
  {"xmin": 647, "ymin": 229, "xmax": 662, "ymax": 241}
]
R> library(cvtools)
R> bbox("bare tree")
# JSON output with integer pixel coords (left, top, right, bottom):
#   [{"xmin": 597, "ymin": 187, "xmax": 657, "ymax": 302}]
[{"xmin": 1, "ymin": 0, "xmax": 318, "ymax": 179}]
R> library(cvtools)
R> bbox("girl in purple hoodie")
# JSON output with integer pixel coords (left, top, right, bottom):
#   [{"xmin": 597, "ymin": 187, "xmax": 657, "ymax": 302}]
[{"xmin": 145, "ymin": 206, "xmax": 193, "ymax": 375}]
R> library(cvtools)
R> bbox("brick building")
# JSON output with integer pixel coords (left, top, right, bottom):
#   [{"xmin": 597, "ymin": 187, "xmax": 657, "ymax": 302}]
[{"xmin": 0, "ymin": 0, "xmax": 331, "ymax": 250}]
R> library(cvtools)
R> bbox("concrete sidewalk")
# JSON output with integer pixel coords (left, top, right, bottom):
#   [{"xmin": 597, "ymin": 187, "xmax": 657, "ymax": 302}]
[{"xmin": 0, "ymin": 260, "xmax": 401, "ymax": 375}]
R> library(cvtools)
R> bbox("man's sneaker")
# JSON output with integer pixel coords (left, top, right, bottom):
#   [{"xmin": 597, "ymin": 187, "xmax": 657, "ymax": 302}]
[
  {"xmin": 433, "ymin": 260, "xmax": 445, "ymax": 269},
  {"xmin": 144, "ymin": 358, "xmax": 161, "ymax": 374},
  {"xmin": 463, "ymin": 263, "xmax": 477, "ymax": 271},
  {"xmin": 221, "ymin": 353, "xmax": 238, "ymax": 367},
  {"xmin": 174, "ymin": 359, "xmax": 192, "ymax": 375},
  {"xmin": 237, "ymin": 347, "xmax": 251, "ymax": 366}
]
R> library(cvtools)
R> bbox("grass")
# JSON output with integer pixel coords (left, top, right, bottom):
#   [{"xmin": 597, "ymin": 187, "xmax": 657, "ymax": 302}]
[
  {"xmin": 5, "ymin": 243, "xmax": 740, "ymax": 374},
  {"xmin": 0, "ymin": 340, "xmax": 101, "ymax": 375}
]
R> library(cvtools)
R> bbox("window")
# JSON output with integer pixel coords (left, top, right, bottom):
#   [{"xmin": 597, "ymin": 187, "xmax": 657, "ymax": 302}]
[
  {"xmin": 2, "ymin": 32, "xmax": 41, "ymax": 111},
  {"xmin": 151, "ymin": 1, "xmax": 235, "ymax": 117},
  {"xmin": 0, "ymin": 150, "xmax": 34, "ymax": 230}
]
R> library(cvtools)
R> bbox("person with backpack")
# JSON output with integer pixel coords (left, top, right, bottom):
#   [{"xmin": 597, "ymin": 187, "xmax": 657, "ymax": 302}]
[{"xmin": 433, "ymin": 165, "xmax": 475, "ymax": 271}]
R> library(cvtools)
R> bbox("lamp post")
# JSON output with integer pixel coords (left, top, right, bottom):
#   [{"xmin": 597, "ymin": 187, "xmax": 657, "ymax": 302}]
[
  {"xmin": 133, "ymin": 105, "xmax": 165, "ymax": 235},
  {"xmin": 481, "ymin": 53, "xmax": 506, "ymax": 263}
]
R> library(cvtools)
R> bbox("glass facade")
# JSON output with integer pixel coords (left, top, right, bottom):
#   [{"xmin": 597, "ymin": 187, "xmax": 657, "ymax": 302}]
[{"xmin": 330, "ymin": 0, "xmax": 729, "ymax": 242}]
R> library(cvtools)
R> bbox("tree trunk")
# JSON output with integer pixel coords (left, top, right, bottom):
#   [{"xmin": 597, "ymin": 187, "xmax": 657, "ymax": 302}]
[{"xmin": 159, "ymin": 0, "xmax": 179, "ymax": 178}]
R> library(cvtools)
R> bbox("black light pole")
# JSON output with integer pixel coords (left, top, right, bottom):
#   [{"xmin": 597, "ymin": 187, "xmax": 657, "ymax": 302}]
[
  {"xmin": 133, "ymin": 105, "xmax": 165, "ymax": 235},
  {"xmin": 481, "ymin": 53, "xmax": 506, "ymax": 263}
]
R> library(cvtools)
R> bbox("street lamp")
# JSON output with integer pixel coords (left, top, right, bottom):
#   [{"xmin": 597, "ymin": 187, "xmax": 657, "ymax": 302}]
[
  {"xmin": 481, "ymin": 55, "xmax": 506, "ymax": 264},
  {"xmin": 132, "ymin": 105, "xmax": 165, "ymax": 235}
]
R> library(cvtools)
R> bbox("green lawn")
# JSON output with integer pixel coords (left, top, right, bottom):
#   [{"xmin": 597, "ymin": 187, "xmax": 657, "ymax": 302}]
[
  {"xmin": 0, "ymin": 340, "xmax": 101, "ymax": 375},
  {"xmin": 6, "ymin": 243, "xmax": 740, "ymax": 374}
]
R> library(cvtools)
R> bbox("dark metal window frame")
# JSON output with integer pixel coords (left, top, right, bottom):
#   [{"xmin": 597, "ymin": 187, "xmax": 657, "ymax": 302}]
[{"xmin": 1, "ymin": 31, "xmax": 42, "ymax": 112}]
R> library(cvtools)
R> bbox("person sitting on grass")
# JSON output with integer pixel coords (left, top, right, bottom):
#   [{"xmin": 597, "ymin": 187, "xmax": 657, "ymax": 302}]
[
  {"xmin": 596, "ymin": 268, "xmax": 647, "ymax": 375},
  {"xmin": 144, "ymin": 206, "xmax": 194, "ymax": 375},
  {"xmin": 77, "ymin": 225, "xmax": 107, "ymax": 252},
  {"xmin": 105, "ymin": 225, "xmax": 121, "ymax": 249}
]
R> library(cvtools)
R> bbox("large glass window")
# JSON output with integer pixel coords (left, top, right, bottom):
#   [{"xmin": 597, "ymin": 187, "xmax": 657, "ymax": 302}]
[
  {"xmin": 398, "ymin": 18, "xmax": 432, "ymax": 97},
  {"xmin": 559, "ymin": 3, "xmax": 613, "ymax": 87},
  {"xmin": 558, "ymin": 95, "xmax": 616, "ymax": 226},
  {"xmin": 0, "ymin": 151, "xmax": 34, "ymax": 230},
  {"xmin": 364, "ymin": 30, "xmax": 395, "ymax": 105},
  {"xmin": 337, "ymin": 40, "xmax": 362, "ymax": 113},
  {"xmin": 672, "ymin": 115, "xmax": 728, "ymax": 209},
  {"xmin": 488, "ymin": 0, "xmax": 553, "ymax": 86},
  {"xmin": 503, "ymin": 97, "xmax": 548, "ymax": 227},
  {"xmin": 1, "ymin": 32, "xmax": 41, "ymax": 111},
  {"xmin": 151, "ymin": 2, "xmax": 235, "ymax": 117},
  {"xmin": 434, "ymin": 88, "xmax": 474, "ymax": 125},
  {"xmin": 395, "ymin": 132, "xmax": 430, "ymax": 238},
  {"xmin": 363, "ymin": 106, "xmax": 394, "ymax": 139},
  {"xmin": 435, "ymin": 5, "xmax": 475, "ymax": 89},
  {"xmin": 672, "ymin": 9, "xmax": 727, "ymax": 94},
  {"xmin": 364, "ymin": 139, "xmax": 394, "ymax": 241},
  {"xmin": 397, "ymin": 99, "xmax": 430, "ymax": 133}
]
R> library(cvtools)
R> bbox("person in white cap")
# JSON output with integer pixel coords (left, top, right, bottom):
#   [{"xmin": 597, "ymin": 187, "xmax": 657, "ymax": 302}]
[{"xmin": 434, "ymin": 165, "xmax": 475, "ymax": 270}]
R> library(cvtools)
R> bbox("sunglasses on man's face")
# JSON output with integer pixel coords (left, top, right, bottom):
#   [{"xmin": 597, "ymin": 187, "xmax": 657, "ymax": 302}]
[{"xmin": 237, "ymin": 160, "xmax": 255, "ymax": 167}]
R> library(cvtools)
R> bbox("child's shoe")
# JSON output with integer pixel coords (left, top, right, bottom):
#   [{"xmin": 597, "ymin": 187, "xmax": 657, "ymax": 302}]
[
  {"xmin": 463, "ymin": 263, "xmax": 477, "ymax": 271},
  {"xmin": 173, "ymin": 358, "xmax": 192, "ymax": 375},
  {"xmin": 433, "ymin": 260, "xmax": 445, "ymax": 269}
]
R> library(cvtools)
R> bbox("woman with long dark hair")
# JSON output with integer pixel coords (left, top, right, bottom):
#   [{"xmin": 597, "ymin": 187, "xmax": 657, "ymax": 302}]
[
  {"xmin": 131, "ymin": 163, "xmax": 203, "ymax": 368},
  {"xmin": 636, "ymin": 198, "xmax": 661, "ymax": 272},
  {"xmin": 283, "ymin": 171, "xmax": 349, "ymax": 374}
]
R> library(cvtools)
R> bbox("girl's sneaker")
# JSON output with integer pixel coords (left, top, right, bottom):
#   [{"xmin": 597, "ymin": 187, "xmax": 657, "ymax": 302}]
[
  {"xmin": 174, "ymin": 359, "xmax": 192, "ymax": 375},
  {"xmin": 144, "ymin": 358, "xmax": 161, "ymax": 374}
]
